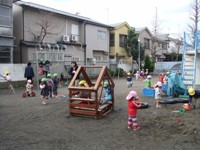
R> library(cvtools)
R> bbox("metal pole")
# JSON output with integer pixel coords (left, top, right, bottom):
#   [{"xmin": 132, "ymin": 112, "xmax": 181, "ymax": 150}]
[
  {"xmin": 35, "ymin": 44, "xmax": 41, "ymax": 89},
  {"xmin": 138, "ymin": 38, "xmax": 141, "ymax": 73},
  {"xmin": 36, "ymin": 46, "xmax": 39, "ymax": 89}
]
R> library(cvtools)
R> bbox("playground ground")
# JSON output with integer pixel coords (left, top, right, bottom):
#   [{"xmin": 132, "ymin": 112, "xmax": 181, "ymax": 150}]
[{"xmin": 0, "ymin": 76, "xmax": 200, "ymax": 150}]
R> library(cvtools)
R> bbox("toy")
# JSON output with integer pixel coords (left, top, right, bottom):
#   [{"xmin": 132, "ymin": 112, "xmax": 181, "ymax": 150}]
[
  {"xmin": 182, "ymin": 103, "xmax": 192, "ymax": 111},
  {"xmin": 22, "ymin": 89, "xmax": 36, "ymax": 98}
]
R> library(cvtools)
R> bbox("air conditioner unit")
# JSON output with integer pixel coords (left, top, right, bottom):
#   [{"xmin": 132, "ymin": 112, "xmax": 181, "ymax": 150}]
[
  {"xmin": 71, "ymin": 35, "xmax": 78, "ymax": 42},
  {"xmin": 63, "ymin": 35, "xmax": 70, "ymax": 42}
]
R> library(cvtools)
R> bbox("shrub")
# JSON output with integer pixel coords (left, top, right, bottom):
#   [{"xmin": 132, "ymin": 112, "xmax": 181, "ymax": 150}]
[{"xmin": 115, "ymin": 68, "xmax": 125, "ymax": 77}]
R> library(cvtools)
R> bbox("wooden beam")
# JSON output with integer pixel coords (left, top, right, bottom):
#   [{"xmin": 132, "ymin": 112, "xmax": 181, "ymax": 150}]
[
  {"xmin": 68, "ymin": 66, "xmax": 82, "ymax": 88},
  {"xmin": 94, "ymin": 65, "xmax": 106, "ymax": 90},
  {"xmin": 70, "ymin": 109, "xmax": 96, "ymax": 116},
  {"xmin": 70, "ymin": 103, "xmax": 96, "ymax": 109},
  {"xmin": 80, "ymin": 67, "xmax": 93, "ymax": 86},
  {"xmin": 70, "ymin": 98, "xmax": 95, "ymax": 102}
]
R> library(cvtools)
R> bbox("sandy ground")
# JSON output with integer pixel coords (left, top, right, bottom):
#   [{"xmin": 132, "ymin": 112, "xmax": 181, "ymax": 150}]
[{"xmin": 0, "ymin": 76, "xmax": 200, "ymax": 150}]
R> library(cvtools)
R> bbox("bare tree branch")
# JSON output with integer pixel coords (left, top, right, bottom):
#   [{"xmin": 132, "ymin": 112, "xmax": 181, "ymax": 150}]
[{"xmin": 26, "ymin": 11, "xmax": 60, "ymax": 43}]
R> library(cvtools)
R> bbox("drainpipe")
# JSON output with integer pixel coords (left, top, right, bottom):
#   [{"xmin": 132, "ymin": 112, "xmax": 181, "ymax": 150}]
[
  {"xmin": 83, "ymin": 21, "xmax": 87, "ymax": 65},
  {"xmin": 20, "ymin": 8, "xmax": 25, "ymax": 63}
]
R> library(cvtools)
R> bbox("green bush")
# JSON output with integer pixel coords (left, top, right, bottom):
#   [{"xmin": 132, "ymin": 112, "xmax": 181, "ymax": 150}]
[
  {"xmin": 144, "ymin": 55, "xmax": 155, "ymax": 72},
  {"xmin": 107, "ymin": 68, "xmax": 115, "ymax": 76},
  {"xmin": 115, "ymin": 68, "xmax": 125, "ymax": 77}
]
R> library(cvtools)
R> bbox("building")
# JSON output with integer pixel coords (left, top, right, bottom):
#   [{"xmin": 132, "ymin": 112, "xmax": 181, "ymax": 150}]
[
  {"xmin": 0, "ymin": 0, "xmax": 17, "ymax": 63},
  {"xmin": 13, "ymin": 1, "xmax": 112, "ymax": 68},
  {"xmin": 109, "ymin": 22, "xmax": 132, "ymax": 72},
  {"xmin": 135, "ymin": 27, "xmax": 152, "ymax": 57}
]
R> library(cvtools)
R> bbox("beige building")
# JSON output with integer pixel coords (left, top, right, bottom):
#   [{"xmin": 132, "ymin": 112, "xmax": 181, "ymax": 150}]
[{"xmin": 13, "ymin": 1, "xmax": 112, "ymax": 68}]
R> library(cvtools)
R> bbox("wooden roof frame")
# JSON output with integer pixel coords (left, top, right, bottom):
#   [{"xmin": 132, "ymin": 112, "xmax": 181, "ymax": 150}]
[{"xmin": 68, "ymin": 65, "xmax": 115, "ymax": 91}]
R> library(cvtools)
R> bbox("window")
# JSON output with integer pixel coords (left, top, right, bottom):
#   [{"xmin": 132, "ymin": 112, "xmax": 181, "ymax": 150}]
[
  {"xmin": 0, "ymin": 6, "xmax": 11, "ymax": 27},
  {"xmin": 162, "ymin": 44, "xmax": 167, "ymax": 50},
  {"xmin": 0, "ymin": 46, "xmax": 11, "ymax": 63},
  {"xmin": 103, "ymin": 56, "xmax": 108, "ymax": 62},
  {"xmin": 144, "ymin": 38, "xmax": 150, "ymax": 49},
  {"xmin": 110, "ymin": 33, "xmax": 115, "ymax": 46},
  {"xmin": 32, "ymin": 52, "xmax": 65, "ymax": 62},
  {"xmin": 72, "ymin": 57, "xmax": 80, "ymax": 62},
  {"xmin": 71, "ymin": 24, "xmax": 78, "ymax": 35},
  {"xmin": 119, "ymin": 34, "xmax": 127, "ymax": 47},
  {"xmin": 98, "ymin": 30, "xmax": 106, "ymax": 39},
  {"xmin": 94, "ymin": 56, "xmax": 101, "ymax": 61}
]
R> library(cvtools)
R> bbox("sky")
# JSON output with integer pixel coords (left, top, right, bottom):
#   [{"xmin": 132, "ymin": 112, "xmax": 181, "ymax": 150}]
[{"xmin": 22, "ymin": 0, "xmax": 192, "ymax": 36}]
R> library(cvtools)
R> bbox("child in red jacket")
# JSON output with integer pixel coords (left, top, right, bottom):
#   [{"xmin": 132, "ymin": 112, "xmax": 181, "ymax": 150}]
[{"xmin": 126, "ymin": 91, "xmax": 141, "ymax": 130}]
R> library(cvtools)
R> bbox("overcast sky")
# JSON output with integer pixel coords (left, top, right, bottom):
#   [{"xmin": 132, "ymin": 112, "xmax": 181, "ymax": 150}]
[{"xmin": 23, "ymin": 0, "xmax": 192, "ymax": 36}]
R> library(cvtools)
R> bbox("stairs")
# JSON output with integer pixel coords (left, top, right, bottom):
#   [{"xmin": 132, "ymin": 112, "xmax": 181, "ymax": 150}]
[
  {"xmin": 182, "ymin": 32, "xmax": 197, "ymax": 88},
  {"xmin": 182, "ymin": 55, "xmax": 195, "ymax": 88}
]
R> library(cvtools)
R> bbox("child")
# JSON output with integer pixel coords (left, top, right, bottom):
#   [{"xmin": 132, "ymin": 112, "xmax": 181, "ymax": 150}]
[
  {"xmin": 145, "ymin": 69, "xmax": 149, "ymax": 79},
  {"xmin": 154, "ymin": 81, "xmax": 162, "ymax": 108},
  {"xmin": 135, "ymin": 71, "xmax": 140, "ymax": 81},
  {"xmin": 40, "ymin": 78, "xmax": 48, "ymax": 105},
  {"xmin": 163, "ymin": 72, "xmax": 170, "ymax": 84},
  {"xmin": 140, "ymin": 69, "xmax": 145, "ymax": 80},
  {"xmin": 126, "ymin": 91, "xmax": 141, "ymax": 130},
  {"xmin": 127, "ymin": 72, "xmax": 133, "ymax": 88},
  {"xmin": 78, "ymin": 80, "xmax": 90, "ymax": 98},
  {"xmin": 46, "ymin": 73, "xmax": 54, "ymax": 99},
  {"xmin": 1, "ymin": 72, "xmax": 15, "ymax": 94},
  {"xmin": 52, "ymin": 73, "xmax": 59, "ymax": 98},
  {"xmin": 146, "ymin": 75, "xmax": 153, "ymax": 88},
  {"xmin": 100, "ymin": 81, "xmax": 112, "ymax": 105},
  {"xmin": 26, "ymin": 79, "xmax": 33, "ymax": 96},
  {"xmin": 159, "ymin": 73, "xmax": 165, "ymax": 83}
]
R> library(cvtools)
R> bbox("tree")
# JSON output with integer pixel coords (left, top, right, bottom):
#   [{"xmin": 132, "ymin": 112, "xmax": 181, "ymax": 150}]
[
  {"xmin": 174, "ymin": 37, "xmax": 183, "ymax": 61},
  {"xmin": 125, "ymin": 28, "xmax": 145, "ymax": 66},
  {"xmin": 188, "ymin": 0, "xmax": 200, "ymax": 45},
  {"xmin": 26, "ymin": 11, "xmax": 58, "ymax": 43},
  {"xmin": 144, "ymin": 55, "xmax": 154, "ymax": 72},
  {"xmin": 151, "ymin": 7, "xmax": 162, "ymax": 64}
]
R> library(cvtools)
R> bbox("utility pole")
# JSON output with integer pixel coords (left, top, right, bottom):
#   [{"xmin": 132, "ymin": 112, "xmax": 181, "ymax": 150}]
[{"xmin": 138, "ymin": 38, "xmax": 141, "ymax": 73}]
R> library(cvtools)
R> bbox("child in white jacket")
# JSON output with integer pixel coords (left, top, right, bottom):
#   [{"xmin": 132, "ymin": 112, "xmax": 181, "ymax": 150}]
[{"xmin": 154, "ymin": 81, "xmax": 162, "ymax": 108}]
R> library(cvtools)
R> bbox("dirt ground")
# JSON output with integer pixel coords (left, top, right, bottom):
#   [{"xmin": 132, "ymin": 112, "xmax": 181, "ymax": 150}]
[{"xmin": 0, "ymin": 76, "xmax": 200, "ymax": 150}]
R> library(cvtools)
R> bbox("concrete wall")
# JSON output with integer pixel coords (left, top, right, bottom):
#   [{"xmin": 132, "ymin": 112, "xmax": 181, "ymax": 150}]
[
  {"xmin": 154, "ymin": 61, "xmax": 182, "ymax": 73},
  {"xmin": 0, "ymin": 63, "xmax": 26, "ymax": 82}
]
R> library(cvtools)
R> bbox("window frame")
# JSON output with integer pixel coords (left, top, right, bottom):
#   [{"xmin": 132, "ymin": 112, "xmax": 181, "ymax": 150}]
[
  {"xmin": 0, "ymin": 5, "xmax": 11, "ymax": 27},
  {"xmin": 110, "ymin": 33, "xmax": 115, "ymax": 46},
  {"xmin": 119, "ymin": 34, "xmax": 127, "ymax": 47},
  {"xmin": 0, "ymin": 46, "xmax": 11, "ymax": 63},
  {"xmin": 97, "ymin": 30, "xmax": 106, "ymax": 40}
]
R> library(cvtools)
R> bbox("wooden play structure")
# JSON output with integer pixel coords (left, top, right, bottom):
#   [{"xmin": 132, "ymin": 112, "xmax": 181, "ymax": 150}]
[{"xmin": 68, "ymin": 66, "xmax": 115, "ymax": 119}]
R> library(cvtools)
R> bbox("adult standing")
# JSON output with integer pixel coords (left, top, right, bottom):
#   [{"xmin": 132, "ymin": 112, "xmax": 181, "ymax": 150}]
[
  {"xmin": 69, "ymin": 61, "xmax": 80, "ymax": 85},
  {"xmin": 24, "ymin": 62, "xmax": 34, "ymax": 81}
]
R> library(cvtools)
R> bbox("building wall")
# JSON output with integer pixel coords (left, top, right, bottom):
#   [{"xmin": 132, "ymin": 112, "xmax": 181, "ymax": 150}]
[
  {"xmin": 85, "ymin": 24, "xmax": 109, "ymax": 59},
  {"xmin": 138, "ymin": 29, "xmax": 152, "ymax": 56},
  {"xmin": 13, "ymin": 4, "xmax": 23, "ymax": 63},
  {"xmin": 23, "ymin": 9, "xmax": 66, "ymax": 43},
  {"xmin": 110, "ymin": 24, "xmax": 131, "ymax": 63},
  {"xmin": 0, "ymin": 0, "xmax": 14, "ymax": 63}
]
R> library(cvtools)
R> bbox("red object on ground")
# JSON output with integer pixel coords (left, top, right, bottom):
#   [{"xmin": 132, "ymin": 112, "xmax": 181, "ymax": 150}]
[{"xmin": 176, "ymin": 119, "xmax": 181, "ymax": 123}]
